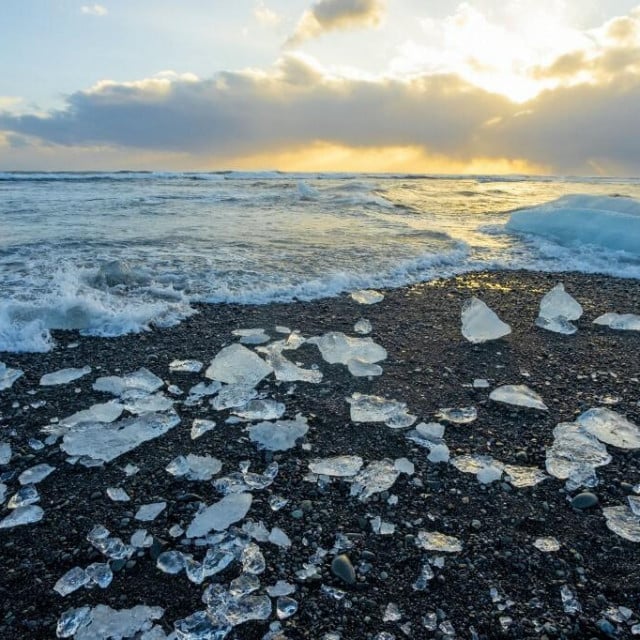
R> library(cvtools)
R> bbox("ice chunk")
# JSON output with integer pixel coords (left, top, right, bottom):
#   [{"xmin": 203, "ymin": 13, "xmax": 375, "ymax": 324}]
[
  {"xmin": 350, "ymin": 459, "xmax": 400, "ymax": 501},
  {"xmin": 394, "ymin": 458, "xmax": 414, "ymax": 475},
  {"xmin": 477, "ymin": 464, "xmax": 503, "ymax": 484},
  {"xmin": 0, "ymin": 505, "xmax": 44, "ymax": 528},
  {"xmin": 186, "ymin": 493, "xmax": 253, "ymax": 537},
  {"xmin": 276, "ymin": 596, "xmax": 298, "ymax": 620},
  {"xmin": 242, "ymin": 542, "xmax": 266, "ymax": 574},
  {"xmin": 435, "ymin": 407, "xmax": 477, "ymax": 424},
  {"xmin": 560, "ymin": 585, "xmax": 582, "ymax": 614},
  {"xmin": 56, "ymin": 402, "xmax": 124, "ymax": 431},
  {"xmin": 461, "ymin": 297, "xmax": 511, "ymax": 343},
  {"xmin": 473, "ymin": 378, "xmax": 490, "ymax": 389},
  {"xmin": 628, "ymin": 495, "xmax": 640, "ymax": 516},
  {"xmin": 205, "ymin": 344, "xmax": 272, "ymax": 387},
  {"xmin": 135, "ymin": 502, "xmax": 166, "ymax": 521},
  {"xmin": 232, "ymin": 328, "xmax": 270, "ymax": 345},
  {"xmin": 309, "ymin": 455, "xmax": 363, "ymax": 477},
  {"xmin": 54, "ymin": 566, "xmax": 90, "ymax": 596},
  {"xmin": 185, "ymin": 380, "xmax": 222, "ymax": 406},
  {"xmin": 309, "ymin": 332, "xmax": 386, "ymax": 365},
  {"xmin": 40, "ymin": 366, "xmax": 91, "ymax": 386},
  {"xmin": 347, "ymin": 359, "xmax": 383, "ymax": 377},
  {"xmin": 191, "ymin": 418, "xmax": 216, "ymax": 439},
  {"xmin": 489, "ymin": 385, "xmax": 548, "ymax": 411},
  {"xmin": 535, "ymin": 316, "xmax": 578, "ymax": 335},
  {"xmin": 354, "ymin": 318, "xmax": 372, "ymax": 334},
  {"xmin": 383, "ymin": 603, "xmax": 402, "ymax": 622},
  {"xmin": 106, "ymin": 487, "xmax": 131, "ymax": 502},
  {"xmin": 351, "ymin": 289, "xmax": 384, "ymax": 304},
  {"xmin": 166, "ymin": 454, "xmax": 222, "ymax": 481},
  {"xmin": 427, "ymin": 444, "xmax": 450, "ymax": 463},
  {"xmin": 594, "ymin": 313, "xmax": 640, "ymax": 331},
  {"xmin": 0, "ymin": 483, "xmax": 6, "ymax": 504},
  {"xmin": 416, "ymin": 422, "xmax": 445, "ymax": 441},
  {"xmin": 169, "ymin": 359, "xmax": 203, "ymax": 373},
  {"xmin": 413, "ymin": 562, "xmax": 435, "ymax": 590},
  {"xmin": 248, "ymin": 416, "xmax": 309, "ymax": 451},
  {"xmin": 56, "ymin": 606, "xmax": 91, "ymax": 638},
  {"xmin": 0, "ymin": 442, "xmax": 11, "ymax": 465},
  {"xmin": 93, "ymin": 368, "xmax": 164, "ymax": 396},
  {"xmin": 533, "ymin": 537, "xmax": 560, "ymax": 552},
  {"xmin": 0, "ymin": 362, "xmax": 23, "ymax": 390},
  {"xmin": 261, "ymin": 351, "xmax": 323, "ymax": 384},
  {"xmin": 131, "ymin": 529, "xmax": 153, "ymax": 548},
  {"xmin": 348, "ymin": 393, "xmax": 415, "ymax": 428},
  {"xmin": 538, "ymin": 283, "xmax": 582, "ymax": 319},
  {"xmin": 123, "ymin": 392, "xmax": 174, "ymax": 415},
  {"xmin": 211, "ymin": 384, "xmax": 258, "ymax": 410},
  {"xmin": 416, "ymin": 531, "xmax": 462, "ymax": 553},
  {"xmin": 370, "ymin": 516, "xmax": 395, "ymax": 535},
  {"xmin": 232, "ymin": 399, "xmax": 285, "ymax": 421},
  {"xmin": 86, "ymin": 563, "xmax": 113, "ymax": 588},
  {"xmin": 267, "ymin": 581, "xmax": 296, "ymax": 597},
  {"xmin": 61, "ymin": 411, "xmax": 181, "ymax": 462},
  {"xmin": 222, "ymin": 595, "xmax": 272, "ymax": 626},
  {"xmin": 577, "ymin": 407, "xmax": 640, "ymax": 449},
  {"xmin": 603, "ymin": 505, "xmax": 640, "ymax": 542},
  {"xmin": 269, "ymin": 527, "xmax": 292, "ymax": 548},
  {"xmin": 157, "ymin": 550, "xmax": 186, "ymax": 574},
  {"xmin": 64, "ymin": 605, "xmax": 164, "ymax": 640},
  {"xmin": 19, "ymin": 463, "xmax": 55, "ymax": 485},
  {"xmin": 8, "ymin": 485, "xmax": 40, "ymax": 508},
  {"xmin": 503, "ymin": 465, "xmax": 547, "ymax": 488},
  {"xmin": 451, "ymin": 454, "xmax": 504, "ymax": 484}
]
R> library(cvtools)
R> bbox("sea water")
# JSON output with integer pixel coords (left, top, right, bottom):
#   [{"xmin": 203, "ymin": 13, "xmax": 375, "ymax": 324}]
[{"xmin": 1, "ymin": 171, "xmax": 640, "ymax": 352}]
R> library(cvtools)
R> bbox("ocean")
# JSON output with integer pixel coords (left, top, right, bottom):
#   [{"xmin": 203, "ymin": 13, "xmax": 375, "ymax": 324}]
[{"xmin": 1, "ymin": 171, "xmax": 640, "ymax": 353}]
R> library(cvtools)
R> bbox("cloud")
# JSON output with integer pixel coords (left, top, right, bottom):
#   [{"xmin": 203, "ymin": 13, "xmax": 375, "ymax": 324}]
[
  {"xmin": 81, "ymin": 4, "xmax": 108, "ymax": 16},
  {"xmin": 286, "ymin": 0, "xmax": 385, "ymax": 46},
  {"xmin": 254, "ymin": 1, "xmax": 281, "ymax": 27}
]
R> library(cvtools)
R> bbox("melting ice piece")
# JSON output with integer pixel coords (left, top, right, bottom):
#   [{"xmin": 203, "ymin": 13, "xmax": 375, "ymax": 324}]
[
  {"xmin": 40, "ymin": 366, "xmax": 91, "ymax": 386},
  {"xmin": 603, "ymin": 505, "xmax": 640, "ymax": 542},
  {"xmin": 435, "ymin": 407, "xmax": 477, "ymax": 424},
  {"xmin": 131, "ymin": 529, "xmax": 153, "ymax": 548},
  {"xmin": 560, "ymin": 585, "xmax": 582, "ymax": 614},
  {"xmin": 191, "ymin": 419, "xmax": 216, "ymax": 439},
  {"xmin": 533, "ymin": 537, "xmax": 560, "ymax": 552},
  {"xmin": 351, "ymin": 289, "xmax": 384, "ymax": 304},
  {"xmin": 169, "ymin": 359, "xmax": 203, "ymax": 373},
  {"xmin": 370, "ymin": 516, "xmax": 395, "ymax": 535},
  {"xmin": 577, "ymin": 407, "xmax": 640, "ymax": 449},
  {"xmin": 242, "ymin": 542, "xmax": 266, "ymax": 574},
  {"xmin": 93, "ymin": 368, "xmax": 164, "ymax": 397},
  {"xmin": 489, "ymin": 385, "xmax": 548, "ymax": 411},
  {"xmin": 166, "ymin": 454, "xmax": 222, "ymax": 481},
  {"xmin": 503, "ymin": 465, "xmax": 547, "ymax": 488},
  {"xmin": 8, "ymin": 486, "xmax": 39, "ymax": 509},
  {"xmin": 85, "ymin": 563, "xmax": 113, "ymax": 589},
  {"xmin": 347, "ymin": 359, "xmax": 383, "ymax": 377},
  {"xmin": 56, "ymin": 402, "xmax": 124, "ymax": 431},
  {"xmin": 186, "ymin": 493, "xmax": 253, "ymax": 537},
  {"xmin": 232, "ymin": 328, "xmax": 270, "ymax": 345},
  {"xmin": 354, "ymin": 319, "xmax": 372, "ymax": 334},
  {"xmin": 135, "ymin": 502, "xmax": 166, "ymax": 521},
  {"xmin": 205, "ymin": 344, "xmax": 272, "ymax": 387},
  {"xmin": 248, "ymin": 415, "xmax": 309, "ymax": 451},
  {"xmin": 413, "ymin": 562, "xmax": 435, "ymax": 590},
  {"xmin": 0, "ymin": 442, "xmax": 11, "ymax": 465},
  {"xmin": 416, "ymin": 531, "xmax": 462, "ymax": 553},
  {"xmin": 261, "ymin": 351, "xmax": 323, "ymax": 384},
  {"xmin": 535, "ymin": 316, "xmax": 578, "ymax": 335},
  {"xmin": 54, "ymin": 567, "xmax": 90, "ymax": 596},
  {"xmin": 348, "ymin": 393, "xmax": 416, "ymax": 428},
  {"xmin": 232, "ymin": 399, "xmax": 286, "ymax": 421},
  {"xmin": 383, "ymin": 602, "xmax": 402, "ymax": 622},
  {"xmin": 309, "ymin": 332, "xmax": 386, "ymax": 365},
  {"xmin": 267, "ymin": 581, "xmax": 296, "ymax": 597},
  {"xmin": 269, "ymin": 527, "xmax": 292, "ymax": 547},
  {"xmin": 394, "ymin": 458, "xmax": 414, "ymax": 475},
  {"xmin": 0, "ymin": 362, "xmax": 23, "ymax": 391},
  {"xmin": 461, "ymin": 297, "xmax": 511, "ymax": 343},
  {"xmin": 59, "ymin": 605, "xmax": 164, "ymax": 640},
  {"xmin": 221, "ymin": 595, "xmax": 272, "ymax": 626},
  {"xmin": 19, "ymin": 463, "xmax": 55, "ymax": 485},
  {"xmin": 123, "ymin": 392, "xmax": 174, "ymax": 415},
  {"xmin": 477, "ymin": 465, "xmax": 503, "ymax": 484},
  {"xmin": 61, "ymin": 411, "xmax": 181, "ymax": 462},
  {"xmin": 350, "ymin": 459, "xmax": 400, "ymax": 501},
  {"xmin": 106, "ymin": 487, "xmax": 130, "ymax": 502},
  {"xmin": 56, "ymin": 606, "xmax": 91, "ymax": 638},
  {"xmin": 538, "ymin": 284, "xmax": 582, "ymax": 323},
  {"xmin": 309, "ymin": 455, "xmax": 363, "ymax": 477},
  {"xmin": 276, "ymin": 596, "xmax": 298, "ymax": 620},
  {"xmin": 157, "ymin": 550, "xmax": 185, "ymax": 574},
  {"xmin": 211, "ymin": 384, "xmax": 258, "ymax": 411},
  {"xmin": 0, "ymin": 505, "xmax": 44, "ymax": 528},
  {"xmin": 594, "ymin": 313, "xmax": 640, "ymax": 331},
  {"xmin": 185, "ymin": 381, "xmax": 222, "ymax": 406}
]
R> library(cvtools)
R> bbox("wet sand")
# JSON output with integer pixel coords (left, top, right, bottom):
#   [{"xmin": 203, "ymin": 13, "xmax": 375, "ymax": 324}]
[{"xmin": 1, "ymin": 270, "xmax": 640, "ymax": 639}]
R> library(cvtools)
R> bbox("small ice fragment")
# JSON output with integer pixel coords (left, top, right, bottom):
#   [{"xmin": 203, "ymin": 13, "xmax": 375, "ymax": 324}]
[
  {"xmin": 40, "ymin": 366, "xmax": 91, "ymax": 386},
  {"xmin": 232, "ymin": 399, "xmax": 285, "ymax": 421},
  {"xmin": 269, "ymin": 527, "xmax": 292, "ymax": 547},
  {"xmin": 131, "ymin": 529, "xmax": 153, "ymax": 548},
  {"xmin": 267, "ymin": 580, "xmax": 296, "ymax": 597},
  {"xmin": 577, "ymin": 407, "xmax": 640, "ymax": 449},
  {"xmin": 64, "ymin": 605, "xmax": 164, "ymax": 640},
  {"xmin": 308, "ymin": 455, "xmax": 363, "ymax": 477},
  {"xmin": 275, "ymin": 325, "xmax": 291, "ymax": 334},
  {"xmin": 19, "ymin": 463, "xmax": 55, "ymax": 485},
  {"xmin": 535, "ymin": 316, "xmax": 578, "ymax": 335},
  {"xmin": 350, "ymin": 459, "xmax": 400, "ymax": 501},
  {"xmin": 603, "ymin": 505, "xmax": 640, "ymax": 542},
  {"xmin": 489, "ymin": 385, "xmax": 548, "ymax": 411},
  {"xmin": 538, "ymin": 284, "xmax": 582, "ymax": 321},
  {"xmin": 166, "ymin": 454, "xmax": 222, "ymax": 481},
  {"xmin": 533, "ymin": 537, "xmax": 560, "ymax": 552},
  {"xmin": 383, "ymin": 602, "xmax": 402, "ymax": 622},
  {"xmin": 594, "ymin": 313, "xmax": 640, "ymax": 331},
  {"xmin": 0, "ymin": 442, "xmax": 11, "ymax": 465},
  {"xmin": 248, "ymin": 415, "xmax": 309, "ymax": 451},
  {"xmin": 628, "ymin": 495, "xmax": 640, "ymax": 516},
  {"xmin": 354, "ymin": 318, "xmax": 372, "ymax": 334},
  {"xmin": 243, "ymin": 520, "xmax": 270, "ymax": 541},
  {"xmin": 0, "ymin": 505, "xmax": 44, "ymax": 528},
  {"xmin": 93, "ymin": 367, "xmax": 164, "ymax": 396},
  {"xmin": 8, "ymin": 485, "xmax": 40, "ymax": 508},
  {"xmin": 262, "ymin": 351, "xmax": 323, "ymax": 384},
  {"xmin": 56, "ymin": 606, "xmax": 91, "ymax": 638},
  {"xmin": 242, "ymin": 542, "xmax": 266, "ymax": 574},
  {"xmin": 157, "ymin": 550, "xmax": 186, "ymax": 574},
  {"xmin": 123, "ymin": 392, "xmax": 174, "ymax": 415},
  {"xmin": 0, "ymin": 483, "xmax": 6, "ymax": 504},
  {"xmin": 461, "ymin": 297, "xmax": 511, "ymax": 343},
  {"xmin": 191, "ymin": 418, "xmax": 216, "ymax": 439},
  {"xmin": 416, "ymin": 422, "xmax": 445, "ymax": 441},
  {"xmin": 232, "ymin": 328, "xmax": 271, "ymax": 345},
  {"xmin": 351, "ymin": 289, "xmax": 384, "ymax": 304},
  {"xmin": 28, "ymin": 438, "xmax": 45, "ymax": 450},
  {"xmin": 123, "ymin": 463, "xmax": 139, "ymax": 476},
  {"xmin": 0, "ymin": 362, "xmax": 23, "ymax": 390},
  {"xmin": 348, "ymin": 393, "xmax": 415, "ymax": 428},
  {"xmin": 269, "ymin": 495, "xmax": 288, "ymax": 511},
  {"xmin": 106, "ymin": 487, "xmax": 130, "ymax": 502},
  {"xmin": 229, "ymin": 573, "xmax": 261, "ymax": 598},
  {"xmin": 54, "ymin": 566, "xmax": 90, "ymax": 596},
  {"xmin": 473, "ymin": 378, "xmax": 490, "ymax": 389},
  {"xmin": 309, "ymin": 332, "xmax": 386, "ymax": 365},
  {"xmin": 412, "ymin": 562, "xmax": 435, "ymax": 590},
  {"xmin": 205, "ymin": 344, "xmax": 272, "ymax": 386},
  {"xmin": 276, "ymin": 596, "xmax": 298, "ymax": 620},
  {"xmin": 394, "ymin": 458, "xmax": 414, "ymax": 475},
  {"xmin": 186, "ymin": 493, "xmax": 253, "ymax": 537},
  {"xmin": 347, "ymin": 359, "xmax": 383, "ymax": 377},
  {"xmin": 135, "ymin": 502, "xmax": 166, "ymax": 522},
  {"xmin": 416, "ymin": 531, "xmax": 462, "ymax": 553},
  {"xmin": 185, "ymin": 380, "xmax": 221, "ymax": 405},
  {"xmin": 56, "ymin": 402, "xmax": 124, "ymax": 430},
  {"xmin": 503, "ymin": 465, "xmax": 547, "ymax": 488},
  {"xmin": 211, "ymin": 384, "xmax": 258, "ymax": 410},
  {"xmin": 435, "ymin": 407, "xmax": 477, "ymax": 424},
  {"xmin": 169, "ymin": 524, "xmax": 184, "ymax": 538},
  {"xmin": 167, "ymin": 384, "xmax": 182, "ymax": 396},
  {"xmin": 85, "ymin": 562, "xmax": 113, "ymax": 588},
  {"xmin": 477, "ymin": 465, "xmax": 503, "ymax": 484},
  {"xmin": 222, "ymin": 595, "xmax": 272, "ymax": 626},
  {"xmin": 560, "ymin": 585, "xmax": 582, "ymax": 614},
  {"xmin": 370, "ymin": 516, "xmax": 395, "ymax": 535},
  {"xmin": 169, "ymin": 359, "xmax": 203, "ymax": 373}
]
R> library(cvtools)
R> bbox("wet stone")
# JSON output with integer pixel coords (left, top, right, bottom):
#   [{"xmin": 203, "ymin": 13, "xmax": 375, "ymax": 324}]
[
  {"xmin": 331, "ymin": 554, "xmax": 356, "ymax": 585},
  {"xmin": 571, "ymin": 492, "xmax": 599, "ymax": 510}
]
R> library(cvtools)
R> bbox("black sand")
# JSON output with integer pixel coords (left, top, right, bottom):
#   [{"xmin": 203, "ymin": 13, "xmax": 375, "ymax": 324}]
[{"xmin": 1, "ymin": 270, "xmax": 640, "ymax": 639}]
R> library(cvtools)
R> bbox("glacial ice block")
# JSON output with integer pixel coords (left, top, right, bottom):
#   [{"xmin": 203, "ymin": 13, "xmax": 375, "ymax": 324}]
[
  {"xmin": 594, "ymin": 313, "xmax": 640, "ymax": 331},
  {"xmin": 351, "ymin": 289, "xmax": 384, "ymax": 304},
  {"xmin": 93, "ymin": 368, "xmax": 164, "ymax": 397},
  {"xmin": 576, "ymin": 407, "xmax": 640, "ymax": 449},
  {"xmin": 308, "ymin": 455, "xmax": 363, "ymax": 477},
  {"xmin": 186, "ymin": 493, "xmax": 253, "ymax": 537},
  {"xmin": 489, "ymin": 385, "xmax": 548, "ymax": 411},
  {"xmin": 536, "ymin": 284, "xmax": 582, "ymax": 334},
  {"xmin": 603, "ymin": 505, "xmax": 640, "ymax": 542},
  {"xmin": 416, "ymin": 531, "xmax": 462, "ymax": 553},
  {"xmin": 461, "ymin": 297, "xmax": 511, "ymax": 343},
  {"xmin": 308, "ymin": 332, "xmax": 386, "ymax": 366},
  {"xmin": 40, "ymin": 366, "xmax": 92, "ymax": 386},
  {"xmin": 248, "ymin": 416, "xmax": 309, "ymax": 451},
  {"xmin": 205, "ymin": 344, "xmax": 273, "ymax": 387},
  {"xmin": 348, "ymin": 393, "xmax": 415, "ymax": 428},
  {"xmin": 350, "ymin": 459, "xmax": 401, "ymax": 500},
  {"xmin": 61, "ymin": 604, "xmax": 165, "ymax": 640},
  {"xmin": 0, "ymin": 505, "xmax": 44, "ymax": 528},
  {"xmin": 0, "ymin": 362, "xmax": 23, "ymax": 391}
]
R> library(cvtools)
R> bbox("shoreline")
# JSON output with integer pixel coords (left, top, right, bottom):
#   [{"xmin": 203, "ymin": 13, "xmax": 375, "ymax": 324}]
[{"xmin": 1, "ymin": 269, "xmax": 640, "ymax": 639}]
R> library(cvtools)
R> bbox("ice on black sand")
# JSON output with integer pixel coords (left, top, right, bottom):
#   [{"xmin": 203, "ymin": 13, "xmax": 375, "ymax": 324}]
[{"xmin": 461, "ymin": 297, "xmax": 511, "ymax": 343}]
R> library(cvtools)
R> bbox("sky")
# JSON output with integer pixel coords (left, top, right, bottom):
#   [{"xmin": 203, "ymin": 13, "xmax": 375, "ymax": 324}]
[{"xmin": 1, "ymin": 0, "xmax": 640, "ymax": 174}]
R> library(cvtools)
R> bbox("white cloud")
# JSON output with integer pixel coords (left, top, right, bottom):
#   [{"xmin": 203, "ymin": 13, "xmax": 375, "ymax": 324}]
[
  {"xmin": 81, "ymin": 4, "xmax": 108, "ymax": 16},
  {"xmin": 254, "ymin": 1, "xmax": 281, "ymax": 27}
]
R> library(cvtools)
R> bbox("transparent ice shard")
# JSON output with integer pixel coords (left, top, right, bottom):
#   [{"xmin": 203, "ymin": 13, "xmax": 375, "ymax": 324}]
[
  {"xmin": 191, "ymin": 419, "xmax": 216, "ymax": 440},
  {"xmin": 241, "ymin": 543, "xmax": 266, "ymax": 574},
  {"xmin": 243, "ymin": 520, "xmax": 270, "ymax": 542},
  {"xmin": 54, "ymin": 566, "xmax": 90, "ymax": 596},
  {"xmin": 577, "ymin": 407, "xmax": 640, "ymax": 449},
  {"xmin": 85, "ymin": 562, "xmax": 113, "ymax": 589},
  {"xmin": 309, "ymin": 455, "xmax": 363, "ymax": 477},
  {"xmin": 0, "ymin": 483, "xmax": 6, "ymax": 504},
  {"xmin": 269, "ymin": 495, "xmax": 288, "ymax": 511},
  {"xmin": 205, "ymin": 344, "xmax": 272, "ymax": 387},
  {"xmin": 351, "ymin": 289, "xmax": 384, "ymax": 304},
  {"xmin": 477, "ymin": 465, "xmax": 503, "ymax": 484},
  {"xmin": 394, "ymin": 458, "xmax": 414, "ymax": 475},
  {"xmin": 173, "ymin": 609, "xmax": 231, "ymax": 640},
  {"xmin": 347, "ymin": 359, "xmax": 383, "ymax": 377},
  {"xmin": 248, "ymin": 415, "xmax": 309, "ymax": 451},
  {"xmin": 461, "ymin": 297, "xmax": 511, "ymax": 343},
  {"xmin": 383, "ymin": 603, "xmax": 402, "ymax": 622},
  {"xmin": 88, "ymin": 527, "xmax": 134, "ymax": 560},
  {"xmin": 489, "ymin": 385, "xmax": 548, "ymax": 411},
  {"xmin": 170, "ymin": 359, "xmax": 203, "ymax": 373},
  {"xmin": 354, "ymin": 318, "xmax": 372, "ymax": 334},
  {"xmin": 348, "ymin": 393, "xmax": 415, "ymax": 428},
  {"xmin": 55, "ymin": 402, "xmax": 124, "ymax": 431},
  {"xmin": 71, "ymin": 605, "xmax": 164, "ymax": 640},
  {"xmin": 603, "ymin": 505, "xmax": 640, "ymax": 542},
  {"xmin": 533, "ymin": 537, "xmax": 560, "ymax": 552},
  {"xmin": 350, "ymin": 459, "xmax": 400, "ymax": 501},
  {"xmin": 56, "ymin": 606, "xmax": 91, "ymax": 638},
  {"xmin": 0, "ymin": 505, "xmax": 44, "ymax": 528},
  {"xmin": 262, "ymin": 351, "xmax": 323, "ymax": 384},
  {"xmin": 560, "ymin": 585, "xmax": 582, "ymax": 614},
  {"xmin": 267, "ymin": 581, "xmax": 296, "ymax": 597},
  {"xmin": 503, "ymin": 465, "xmax": 547, "ymax": 488},
  {"xmin": 473, "ymin": 378, "xmax": 490, "ymax": 389},
  {"xmin": 232, "ymin": 399, "xmax": 285, "ymax": 421},
  {"xmin": 412, "ymin": 562, "xmax": 435, "ymax": 590},
  {"xmin": 416, "ymin": 531, "xmax": 462, "ymax": 553},
  {"xmin": 8, "ymin": 485, "xmax": 40, "ymax": 508},
  {"xmin": 370, "ymin": 516, "xmax": 395, "ymax": 535},
  {"xmin": 276, "ymin": 597, "xmax": 298, "ymax": 620},
  {"xmin": 535, "ymin": 316, "xmax": 578, "ymax": 335},
  {"xmin": 269, "ymin": 527, "xmax": 292, "ymax": 547},
  {"xmin": 131, "ymin": 529, "xmax": 154, "ymax": 549},
  {"xmin": 427, "ymin": 444, "xmax": 450, "ymax": 463},
  {"xmin": 124, "ymin": 392, "xmax": 174, "ymax": 415},
  {"xmin": 628, "ymin": 495, "xmax": 640, "ymax": 516},
  {"xmin": 167, "ymin": 454, "xmax": 222, "ymax": 481},
  {"xmin": 211, "ymin": 384, "xmax": 258, "ymax": 411},
  {"xmin": 40, "ymin": 366, "xmax": 92, "ymax": 386},
  {"xmin": 0, "ymin": 362, "xmax": 23, "ymax": 391},
  {"xmin": 435, "ymin": 407, "xmax": 477, "ymax": 424},
  {"xmin": 0, "ymin": 442, "xmax": 11, "ymax": 465},
  {"xmin": 537, "ymin": 283, "xmax": 582, "ymax": 324},
  {"xmin": 61, "ymin": 411, "xmax": 181, "ymax": 462},
  {"xmin": 186, "ymin": 493, "xmax": 253, "ymax": 537},
  {"xmin": 309, "ymin": 332, "xmax": 386, "ymax": 365},
  {"xmin": 232, "ymin": 328, "xmax": 270, "ymax": 345},
  {"xmin": 106, "ymin": 487, "xmax": 130, "ymax": 502},
  {"xmin": 93, "ymin": 368, "xmax": 164, "ymax": 397},
  {"xmin": 19, "ymin": 463, "xmax": 56, "ymax": 485},
  {"xmin": 221, "ymin": 595, "xmax": 272, "ymax": 626},
  {"xmin": 594, "ymin": 313, "xmax": 640, "ymax": 331},
  {"xmin": 229, "ymin": 573, "xmax": 260, "ymax": 598},
  {"xmin": 157, "ymin": 550, "xmax": 186, "ymax": 574},
  {"xmin": 185, "ymin": 381, "xmax": 222, "ymax": 406},
  {"xmin": 135, "ymin": 502, "xmax": 166, "ymax": 521}
]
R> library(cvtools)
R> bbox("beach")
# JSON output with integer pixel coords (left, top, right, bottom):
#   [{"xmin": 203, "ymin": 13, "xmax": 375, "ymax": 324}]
[{"xmin": 2, "ymin": 269, "xmax": 640, "ymax": 639}]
